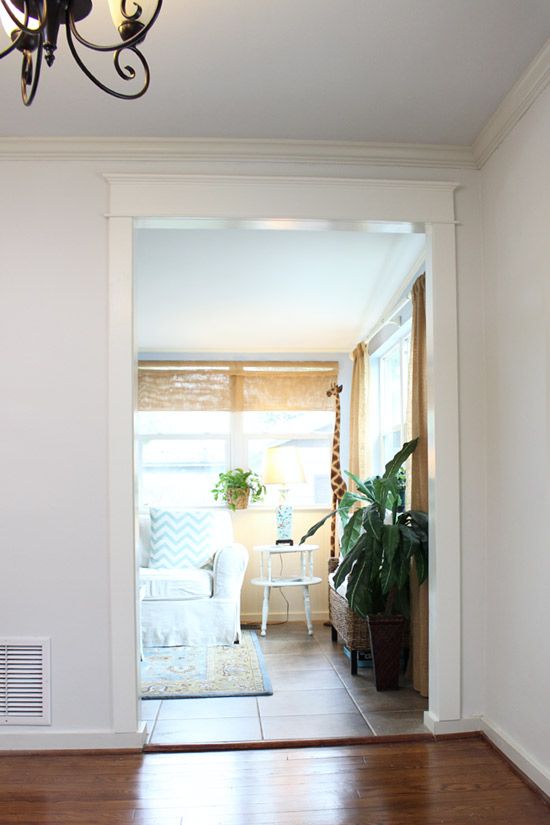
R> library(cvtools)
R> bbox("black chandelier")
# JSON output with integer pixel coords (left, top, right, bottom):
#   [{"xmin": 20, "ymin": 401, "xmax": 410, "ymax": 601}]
[{"xmin": 0, "ymin": 0, "xmax": 162, "ymax": 105}]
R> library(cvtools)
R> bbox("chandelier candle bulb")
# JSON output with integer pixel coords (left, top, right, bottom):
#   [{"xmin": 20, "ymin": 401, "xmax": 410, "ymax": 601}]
[
  {"xmin": 0, "ymin": 2, "xmax": 30, "ymax": 37},
  {"xmin": 108, "ymin": 0, "xmax": 157, "ymax": 41}
]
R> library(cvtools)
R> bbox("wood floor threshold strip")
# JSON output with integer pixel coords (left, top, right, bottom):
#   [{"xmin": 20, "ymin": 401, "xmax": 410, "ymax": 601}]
[
  {"xmin": 0, "ymin": 731, "xmax": 482, "ymax": 757},
  {"xmin": 143, "ymin": 730, "xmax": 481, "ymax": 753}
]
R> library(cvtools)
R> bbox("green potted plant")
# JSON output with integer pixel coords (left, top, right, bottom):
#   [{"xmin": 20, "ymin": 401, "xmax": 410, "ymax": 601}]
[
  {"xmin": 211, "ymin": 468, "xmax": 266, "ymax": 511},
  {"xmin": 300, "ymin": 439, "xmax": 428, "ymax": 689},
  {"xmin": 396, "ymin": 465, "xmax": 407, "ymax": 512}
]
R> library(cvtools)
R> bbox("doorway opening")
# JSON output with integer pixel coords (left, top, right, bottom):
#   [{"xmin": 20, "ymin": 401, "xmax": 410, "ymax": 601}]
[
  {"xmin": 133, "ymin": 218, "xmax": 427, "ymax": 745},
  {"xmin": 106, "ymin": 173, "xmax": 461, "ymax": 747}
]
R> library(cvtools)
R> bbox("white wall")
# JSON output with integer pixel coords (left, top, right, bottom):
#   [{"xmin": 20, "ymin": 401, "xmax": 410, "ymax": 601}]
[
  {"xmin": 0, "ymin": 153, "xmax": 486, "ymax": 741},
  {"xmin": 481, "ymin": 84, "xmax": 550, "ymax": 776},
  {"xmin": 232, "ymin": 508, "xmax": 332, "ymax": 623},
  {"xmin": 0, "ymin": 163, "xmax": 112, "ymax": 732}
]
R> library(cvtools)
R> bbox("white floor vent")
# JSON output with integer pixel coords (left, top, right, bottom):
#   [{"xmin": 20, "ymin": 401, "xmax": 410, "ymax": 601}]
[{"xmin": 0, "ymin": 638, "xmax": 51, "ymax": 725}]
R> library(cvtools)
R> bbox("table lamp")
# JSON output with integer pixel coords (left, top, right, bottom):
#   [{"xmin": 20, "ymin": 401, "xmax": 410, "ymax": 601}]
[{"xmin": 264, "ymin": 445, "xmax": 306, "ymax": 544}]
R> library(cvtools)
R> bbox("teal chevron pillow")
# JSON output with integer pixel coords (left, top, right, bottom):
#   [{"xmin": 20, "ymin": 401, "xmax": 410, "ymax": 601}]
[{"xmin": 149, "ymin": 508, "xmax": 216, "ymax": 569}]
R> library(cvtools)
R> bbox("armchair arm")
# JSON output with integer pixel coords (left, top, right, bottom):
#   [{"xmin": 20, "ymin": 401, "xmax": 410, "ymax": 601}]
[{"xmin": 213, "ymin": 543, "xmax": 249, "ymax": 599}]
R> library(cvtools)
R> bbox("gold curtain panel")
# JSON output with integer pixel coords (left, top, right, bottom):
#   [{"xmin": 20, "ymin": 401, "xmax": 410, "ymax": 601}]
[
  {"xmin": 137, "ymin": 361, "xmax": 339, "ymax": 412},
  {"xmin": 408, "ymin": 273, "xmax": 429, "ymax": 698}
]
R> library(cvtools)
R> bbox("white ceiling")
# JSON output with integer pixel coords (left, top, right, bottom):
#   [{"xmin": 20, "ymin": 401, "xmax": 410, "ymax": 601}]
[
  {"xmin": 1, "ymin": 1, "xmax": 549, "ymax": 142},
  {"xmin": 134, "ymin": 225, "xmax": 425, "ymax": 352}
]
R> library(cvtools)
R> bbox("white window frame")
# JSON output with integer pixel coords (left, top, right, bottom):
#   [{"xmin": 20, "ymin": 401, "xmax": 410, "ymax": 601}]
[
  {"xmin": 135, "ymin": 408, "xmax": 334, "ymax": 510},
  {"xmin": 370, "ymin": 319, "xmax": 412, "ymax": 475}
]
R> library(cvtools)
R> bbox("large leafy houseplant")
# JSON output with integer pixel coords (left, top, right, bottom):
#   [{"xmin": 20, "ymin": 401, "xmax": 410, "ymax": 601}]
[
  {"xmin": 300, "ymin": 439, "xmax": 428, "ymax": 689},
  {"xmin": 300, "ymin": 439, "xmax": 428, "ymax": 619},
  {"xmin": 211, "ymin": 468, "xmax": 266, "ymax": 511}
]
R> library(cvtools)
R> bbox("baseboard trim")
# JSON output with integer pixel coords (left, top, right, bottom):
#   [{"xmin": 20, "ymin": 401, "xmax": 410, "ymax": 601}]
[
  {"xmin": 423, "ymin": 712, "xmax": 482, "ymax": 735},
  {"xmin": 481, "ymin": 719, "xmax": 550, "ymax": 800},
  {"xmin": 241, "ymin": 610, "xmax": 329, "ymax": 625},
  {"xmin": 0, "ymin": 725, "xmax": 148, "ymax": 752},
  {"xmin": 422, "ymin": 714, "xmax": 550, "ymax": 798}
]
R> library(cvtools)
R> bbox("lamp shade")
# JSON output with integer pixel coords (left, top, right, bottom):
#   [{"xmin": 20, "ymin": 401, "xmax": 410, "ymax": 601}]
[{"xmin": 264, "ymin": 446, "xmax": 305, "ymax": 486}]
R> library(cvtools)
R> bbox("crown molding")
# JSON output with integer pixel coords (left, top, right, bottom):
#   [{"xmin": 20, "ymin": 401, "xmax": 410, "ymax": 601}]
[
  {"xmin": 0, "ymin": 136, "xmax": 476, "ymax": 170},
  {"xmin": 473, "ymin": 38, "xmax": 550, "ymax": 168},
  {"xmin": 0, "ymin": 40, "xmax": 547, "ymax": 170},
  {"xmin": 2, "ymin": 38, "xmax": 547, "ymax": 171}
]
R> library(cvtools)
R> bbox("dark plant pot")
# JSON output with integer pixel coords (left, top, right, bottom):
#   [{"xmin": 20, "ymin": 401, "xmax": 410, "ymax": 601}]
[{"xmin": 367, "ymin": 614, "xmax": 405, "ymax": 691}]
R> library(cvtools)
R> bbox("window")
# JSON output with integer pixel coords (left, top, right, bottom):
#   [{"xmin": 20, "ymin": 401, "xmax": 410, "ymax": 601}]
[
  {"xmin": 370, "ymin": 325, "xmax": 411, "ymax": 473},
  {"xmin": 244, "ymin": 411, "xmax": 333, "ymax": 506},
  {"xmin": 136, "ymin": 412, "xmax": 230, "ymax": 509},
  {"xmin": 135, "ymin": 362, "xmax": 337, "ymax": 509}
]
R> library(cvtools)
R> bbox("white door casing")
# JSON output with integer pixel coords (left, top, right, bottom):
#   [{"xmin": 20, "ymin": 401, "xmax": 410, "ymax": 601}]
[{"xmin": 106, "ymin": 174, "xmax": 461, "ymax": 736}]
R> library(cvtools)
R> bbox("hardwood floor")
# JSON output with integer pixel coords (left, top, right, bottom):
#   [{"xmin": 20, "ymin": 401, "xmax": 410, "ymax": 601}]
[{"xmin": 1, "ymin": 738, "xmax": 549, "ymax": 824}]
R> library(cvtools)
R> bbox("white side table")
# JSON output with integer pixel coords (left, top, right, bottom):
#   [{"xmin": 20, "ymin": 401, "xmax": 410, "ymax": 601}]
[{"xmin": 251, "ymin": 544, "xmax": 322, "ymax": 636}]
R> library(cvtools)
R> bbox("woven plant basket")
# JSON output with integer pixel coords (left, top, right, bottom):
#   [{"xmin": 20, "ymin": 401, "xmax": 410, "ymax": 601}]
[
  {"xmin": 329, "ymin": 584, "xmax": 371, "ymax": 653},
  {"xmin": 226, "ymin": 489, "xmax": 250, "ymax": 510}
]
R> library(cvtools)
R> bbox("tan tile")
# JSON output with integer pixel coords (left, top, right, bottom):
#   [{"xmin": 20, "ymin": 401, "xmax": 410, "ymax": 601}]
[
  {"xmin": 140, "ymin": 699, "xmax": 161, "ymax": 721},
  {"xmin": 351, "ymin": 687, "xmax": 428, "ymax": 713},
  {"xmin": 157, "ymin": 696, "xmax": 259, "ymax": 720},
  {"xmin": 365, "ymin": 710, "xmax": 428, "ymax": 736},
  {"xmin": 263, "ymin": 652, "xmax": 333, "ymax": 671},
  {"xmin": 269, "ymin": 668, "xmax": 344, "ymax": 691},
  {"xmin": 261, "ymin": 712, "xmax": 373, "ymax": 740},
  {"xmin": 150, "ymin": 716, "xmax": 263, "ymax": 744},
  {"xmin": 259, "ymin": 639, "xmax": 324, "ymax": 655},
  {"xmin": 259, "ymin": 688, "xmax": 356, "ymax": 717}
]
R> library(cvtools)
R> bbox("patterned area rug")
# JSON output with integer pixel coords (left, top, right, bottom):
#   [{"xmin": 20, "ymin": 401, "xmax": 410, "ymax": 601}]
[{"xmin": 141, "ymin": 630, "xmax": 272, "ymax": 699}]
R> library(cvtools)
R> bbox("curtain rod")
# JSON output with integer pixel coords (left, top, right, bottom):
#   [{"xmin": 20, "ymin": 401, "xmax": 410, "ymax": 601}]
[
  {"xmin": 365, "ymin": 295, "xmax": 411, "ymax": 346},
  {"xmin": 363, "ymin": 259, "xmax": 425, "ymax": 347}
]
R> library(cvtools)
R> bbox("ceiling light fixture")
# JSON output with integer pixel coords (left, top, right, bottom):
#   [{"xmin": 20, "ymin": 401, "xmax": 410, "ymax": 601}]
[{"xmin": 0, "ymin": 0, "xmax": 162, "ymax": 105}]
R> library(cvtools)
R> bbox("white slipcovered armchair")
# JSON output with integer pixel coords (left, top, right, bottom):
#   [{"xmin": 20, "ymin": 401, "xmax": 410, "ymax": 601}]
[{"xmin": 137, "ymin": 508, "xmax": 248, "ymax": 647}]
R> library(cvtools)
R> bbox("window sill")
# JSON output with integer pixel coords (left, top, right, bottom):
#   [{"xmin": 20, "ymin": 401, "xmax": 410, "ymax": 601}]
[{"xmin": 138, "ymin": 504, "xmax": 331, "ymax": 514}]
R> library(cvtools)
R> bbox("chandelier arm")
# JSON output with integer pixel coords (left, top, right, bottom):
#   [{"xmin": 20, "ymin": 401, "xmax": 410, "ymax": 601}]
[
  {"xmin": 0, "ymin": 32, "xmax": 25, "ymax": 59},
  {"xmin": 121, "ymin": 1, "xmax": 142, "ymax": 22},
  {"xmin": 0, "ymin": 0, "xmax": 47, "ymax": 36},
  {"xmin": 65, "ymin": 22, "xmax": 150, "ymax": 100},
  {"xmin": 66, "ymin": 0, "xmax": 162, "ymax": 53},
  {"xmin": 21, "ymin": 37, "xmax": 42, "ymax": 105}
]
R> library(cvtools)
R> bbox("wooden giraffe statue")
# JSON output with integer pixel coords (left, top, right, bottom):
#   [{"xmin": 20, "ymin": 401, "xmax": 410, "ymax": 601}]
[{"xmin": 327, "ymin": 383, "xmax": 347, "ymax": 572}]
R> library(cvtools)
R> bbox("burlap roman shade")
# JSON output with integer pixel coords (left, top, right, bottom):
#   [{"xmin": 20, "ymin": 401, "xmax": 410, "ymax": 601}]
[{"xmin": 137, "ymin": 361, "xmax": 339, "ymax": 412}]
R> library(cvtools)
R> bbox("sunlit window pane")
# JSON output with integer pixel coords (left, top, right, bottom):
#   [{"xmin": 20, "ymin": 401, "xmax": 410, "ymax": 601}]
[
  {"xmin": 244, "ymin": 411, "xmax": 333, "ymax": 435},
  {"xmin": 139, "ymin": 438, "xmax": 227, "ymax": 508},
  {"xmin": 136, "ymin": 411, "xmax": 230, "ymax": 435},
  {"xmin": 380, "ymin": 345, "xmax": 402, "ymax": 430},
  {"xmin": 375, "ymin": 332, "xmax": 411, "ymax": 472}
]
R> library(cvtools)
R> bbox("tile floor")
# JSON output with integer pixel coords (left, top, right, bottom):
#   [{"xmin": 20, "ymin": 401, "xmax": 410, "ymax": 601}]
[{"xmin": 141, "ymin": 621, "xmax": 428, "ymax": 746}]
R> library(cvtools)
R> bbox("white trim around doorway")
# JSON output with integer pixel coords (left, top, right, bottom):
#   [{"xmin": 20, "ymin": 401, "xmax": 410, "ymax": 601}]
[{"xmin": 106, "ymin": 173, "xmax": 462, "ymax": 738}]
